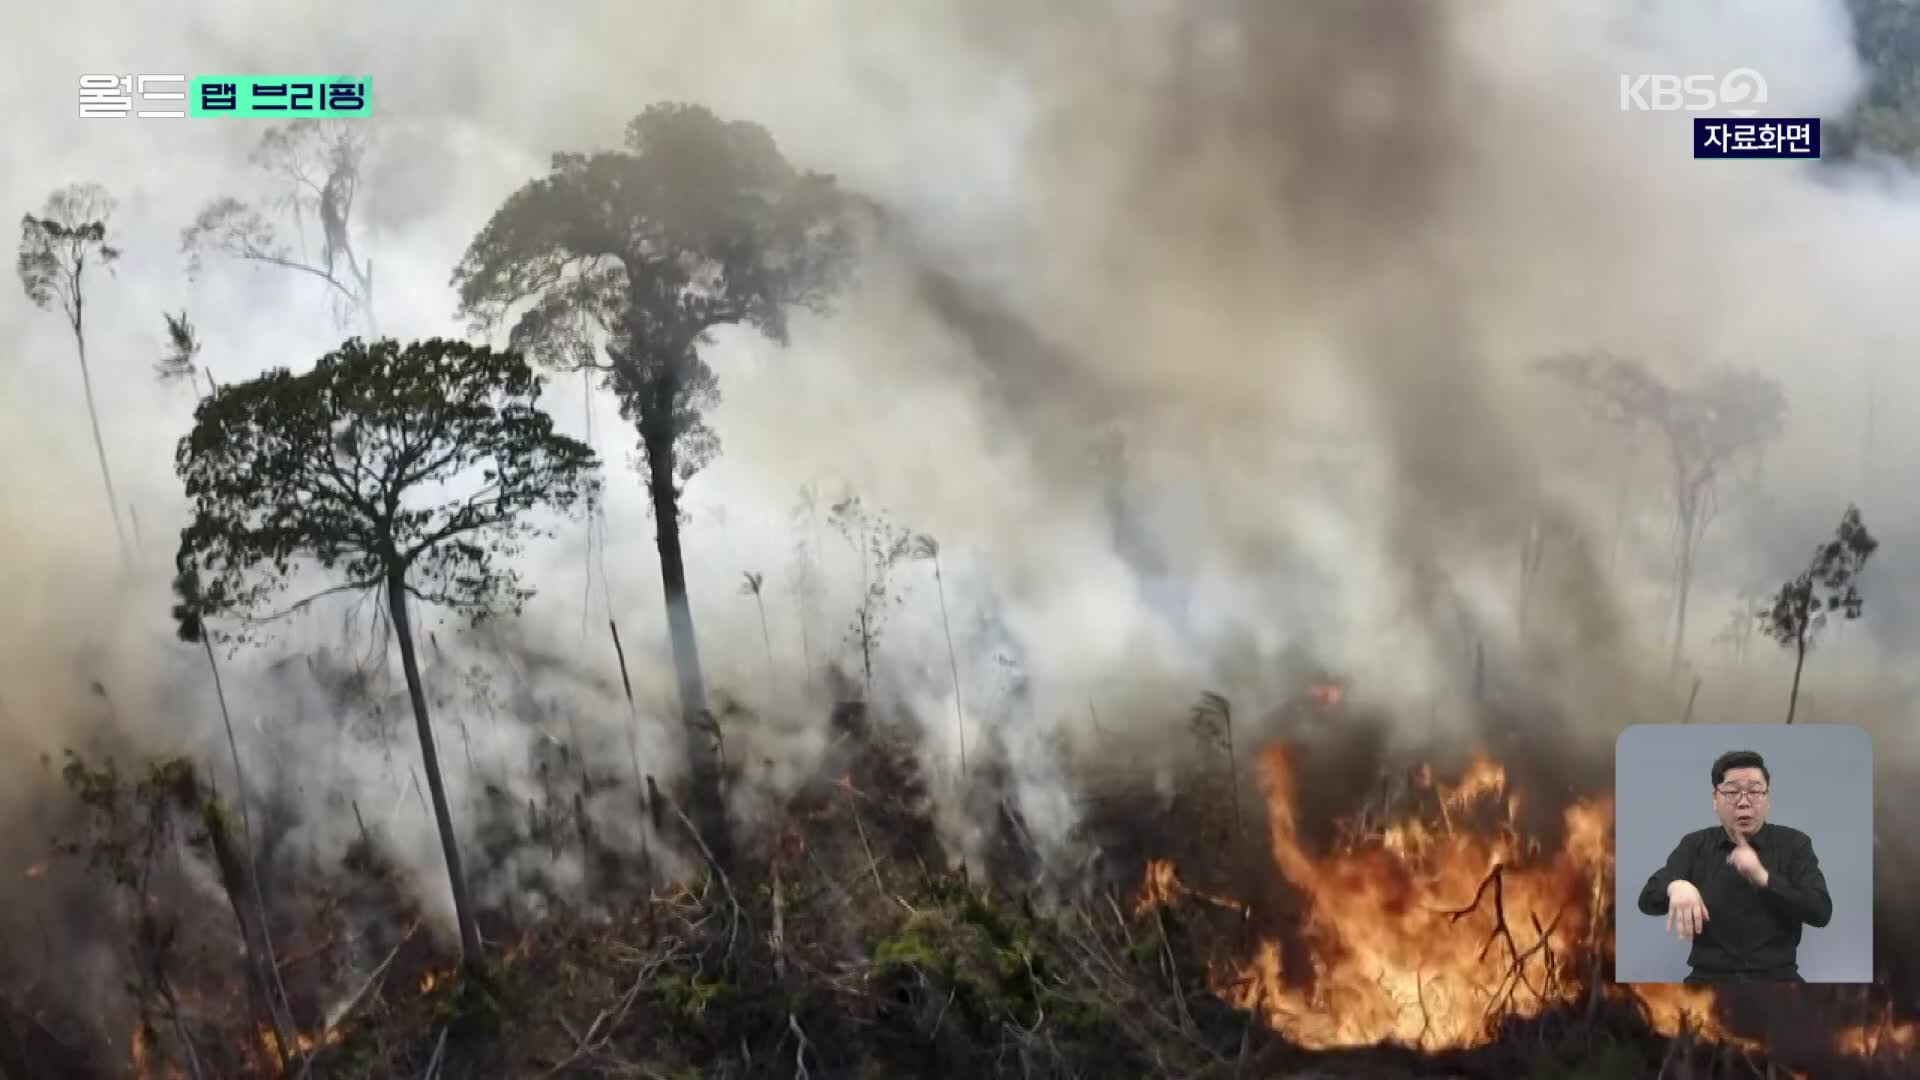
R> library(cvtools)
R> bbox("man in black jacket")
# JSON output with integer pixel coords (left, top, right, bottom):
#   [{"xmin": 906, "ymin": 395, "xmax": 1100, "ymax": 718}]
[{"xmin": 1636, "ymin": 749, "xmax": 1833, "ymax": 983}]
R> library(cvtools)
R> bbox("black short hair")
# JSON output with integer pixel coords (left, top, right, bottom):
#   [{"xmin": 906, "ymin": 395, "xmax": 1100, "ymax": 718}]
[{"xmin": 1712, "ymin": 750, "xmax": 1770, "ymax": 787}]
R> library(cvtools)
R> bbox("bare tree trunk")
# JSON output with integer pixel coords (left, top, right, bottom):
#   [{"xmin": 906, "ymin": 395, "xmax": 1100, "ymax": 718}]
[
  {"xmin": 1224, "ymin": 701, "xmax": 1241, "ymax": 840},
  {"xmin": 197, "ymin": 792, "xmax": 298, "ymax": 1069},
  {"xmin": 642, "ymin": 415, "xmax": 729, "ymax": 867},
  {"xmin": 1671, "ymin": 507, "xmax": 1698, "ymax": 675},
  {"xmin": 580, "ymin": 369, "xmax": 597, "ymax": 641},
  {"xmin": 358, "ymin": 260, "xmax": 377, "ymax": 337},
  {"xmin": 796, "ymin": 598, "xmax": 813, "ymax": 695},
  {"xmin": 200, "ymin": 635, "xmax": 298, "ymax": 1067},
  {"xmin": 1518, "ymin": 515, "xmax": 1545, "ymax": 634},
  {"xmin": 859, "ymin": 607, "xmax": 874, "ymax": 697},
  {"xmin": 385, "ymin": 571, "xmax": 484, "ymax": 971},
  {"xmin": 803, "ymin": 501, "xmax": 822, "ymax": 694},
  {"xmin": 69, "ymin": 320, "xmax": 129, "ymax": 564},
  {"xmin": 1786, "ymin": 633, "xmax": 1807, "ymax": 725},
  {"xmin": 753, "ymin": 590, "xmax": 776, "ymax": 702},
  {"xmin": 1862, "ymin": 350, "xmax": 1878, "ymax": 493},
  {"xmin": 931, "ymin": 554, "xmax": 967, "ymax": 773},
  {"xmin": 159, "ymin": 981, "xmax": 207, "ymax": 1080}
]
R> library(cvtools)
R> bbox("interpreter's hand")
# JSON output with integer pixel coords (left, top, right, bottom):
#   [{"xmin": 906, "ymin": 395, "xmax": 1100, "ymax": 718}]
[
  {"xmin": 1666, "ymin": 880, "xmax": 1709, "ymax": 939},
  {"xmin": 1726, "ymin": 831, "xmax": 1769, "ymax": 888}
]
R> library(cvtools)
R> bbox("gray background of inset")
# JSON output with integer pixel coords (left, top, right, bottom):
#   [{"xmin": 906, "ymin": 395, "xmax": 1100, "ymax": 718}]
[{"xmin": 1614, "ymin": 723, "xmax": 1873, "ymax": 983}]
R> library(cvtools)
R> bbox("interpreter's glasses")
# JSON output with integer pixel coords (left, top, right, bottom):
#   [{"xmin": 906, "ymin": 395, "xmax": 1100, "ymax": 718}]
[{"xmin": 1717, "ymin": 787, "xmax": 1769, "ymax": 804}]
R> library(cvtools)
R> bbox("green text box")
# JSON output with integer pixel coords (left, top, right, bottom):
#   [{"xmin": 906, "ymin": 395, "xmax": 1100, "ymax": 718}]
[{"xmin": 190, "ymin": 77, "xmax": 370, "ymax": 117}]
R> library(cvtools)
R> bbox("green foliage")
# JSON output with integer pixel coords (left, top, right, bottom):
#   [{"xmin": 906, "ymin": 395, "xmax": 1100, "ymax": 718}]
[
  {"xmin": 1760, "ymin": 504, "xmax": 1880, "ymax": 651},
  {"xmin": 57, "ymin": 753, "xmax": 214, "ymax": 886},
  {"xmin": 656, "ymin": 972, "xmax": 732, "ymax": 1020},
  {"xmin": 828, "ymin": 495, "xmax": 917, "ymax": 688},
  {"xmin": 17, "ymin": 183, "xmax": 119, "ymax": 327},
  {"xmin": 871, "ymin": 881, "xmax": 1047, "ymax": 1029},
  {"xmin": 156, "ymin": 309, "xmax": 201, "ymax": 385},
  {"xmin": 55, "ymin": 751, "xmax": 236, "ymax": 1042},
  {"xmin": 173, "ymin": 336, "xmax": 600, "ymax": 631},
  {"xmin": 451, "ymin": 102, "xmax": 857, "ymax": 484},
  {"xmin": 428, "ymin": 970, "xmax": 511, "ymax": 1034}
]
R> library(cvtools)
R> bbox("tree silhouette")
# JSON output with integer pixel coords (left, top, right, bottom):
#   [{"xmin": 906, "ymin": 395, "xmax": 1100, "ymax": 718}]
[
  {"xmin": 912, "ymin": 534, "xmax": 968, "ymax": 774},
  {"xmin": 17, "ymin": 183, "xmax": 128, "ymax": 563},
  {"xmin": 1759, "ymin": 505, "xmax": 1878, "ymax": 725},
  {"xmin": 172, "ymin": 337, "xmax": 598, "ymax": 972},
  {"xmin": 1188, "ymin": 690, "xmax": 1241, "ymax": 841},
  {"xmin": 828, "ymin": 495, "xmax": 914, "ymax": 701},
  {"xmin": 1539, "ymin": 351, "xmax": 1785, "ymax": 672},
  {"xmin": 452, "ymin": 102, "xmax": 855, "ymax": 862},
  {"xmin": 154, "ymin": 309, "xmax": 213, "ymax": 397},
  {"xmin": 183, "ymin": 119, "xmax": 377, "ymax": 332}
]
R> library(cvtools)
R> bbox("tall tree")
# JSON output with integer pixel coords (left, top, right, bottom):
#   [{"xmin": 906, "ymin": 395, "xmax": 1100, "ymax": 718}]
[
  {"xmin": 1539, "ymin": 351, "xmax": 1785, "ymax": 672},
  {"xmin": 17, "ymin": 183, "xmax": 128, "ymax": 562},
  {"xmin": 182, "ymin": 119, "xmax": 378, "ymax": 332},
  {"xmin": 1760, "ymin": 505, "xmax": 1878, "ymax": 725},
  {"xmin": 451, "ymin": 102, "xmax": 855, "ymax": 862},
  {"xmin": 173, "ymin": 337, "xmax": 598, "ymax": 972}
]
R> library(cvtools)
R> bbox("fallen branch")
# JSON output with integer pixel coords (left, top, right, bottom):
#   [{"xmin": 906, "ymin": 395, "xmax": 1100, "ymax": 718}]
[
  {"xmin": 667, "ymin": 797, "xmax": 743, "ymax": 957},
  {"xmin": 788, "ymin": 1013, "xmax": 814, "ymax": 1080},
  {"xmin": 544, "ymin": 943, "xmax": 675, "ymax": 1075},
  {"xmin": 421, "ymin": 1026, "xmax": 448, "ymax": 1080},
  {"xmin": 297, "ymin": 920, "xmax": 420, "ymax": 1079}
]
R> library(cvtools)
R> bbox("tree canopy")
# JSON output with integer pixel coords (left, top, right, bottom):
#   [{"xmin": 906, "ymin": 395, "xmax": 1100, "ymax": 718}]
[
  {"xmin": 452, "ymin": 102, "xmax": 856, "ymax": 479},
  {"xmin": 449, "ymin": 104, "xmax": 859, "ymax": 866},
  {"xmin": 175, "ymin": 337, "xmax": 600, "ymax": 631},
  {"xmin": 18, "ymin": 183, "xmax": 121, "ymax": 326},
  {"xmin": 182, "ymin": 119, "xmax": 378, "ymax": 330},
  {"xmin": 1761, "ymin": 505, "xmax": 1879, "ymax": 652}
]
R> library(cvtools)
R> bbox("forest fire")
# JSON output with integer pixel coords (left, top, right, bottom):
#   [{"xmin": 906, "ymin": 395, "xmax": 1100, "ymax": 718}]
[
  {"xmin": 129, "ymin": 1025, "xmax": 187, "ymax": 1079},
  {"xmin": 1134, "ymin": 743, "xmax": 1906, "ymax": 1061},
  {"xmin": 255, "ymin": 1022, "xmax": 344, "ymax": 1061},
  {"xmin": 1307, "ymin": 681, "xmax": 1346, "ymax": 708}
]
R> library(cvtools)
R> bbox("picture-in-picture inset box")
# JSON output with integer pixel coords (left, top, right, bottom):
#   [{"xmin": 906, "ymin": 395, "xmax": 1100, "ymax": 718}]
[{"xmin": 1614, "ymin": 723, "xmax": 1872, "ymax": 984}]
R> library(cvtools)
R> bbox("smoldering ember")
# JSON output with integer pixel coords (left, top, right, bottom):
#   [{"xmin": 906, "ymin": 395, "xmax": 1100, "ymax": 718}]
[{"xmin": 7, "ymin": 2, "xmax": 1920, "ymax": 1078}]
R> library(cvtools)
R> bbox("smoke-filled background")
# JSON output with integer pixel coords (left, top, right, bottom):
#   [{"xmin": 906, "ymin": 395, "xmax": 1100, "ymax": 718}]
[{"xmin": 2, "ymin": 0, "xmax": 1919, "ymax": 1021}]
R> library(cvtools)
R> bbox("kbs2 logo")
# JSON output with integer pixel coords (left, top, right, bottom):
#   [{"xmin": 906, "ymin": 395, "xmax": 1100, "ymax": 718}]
[{"xmin": 1619, "ymin": 68, "xmax": 1768, "ymax": 115}]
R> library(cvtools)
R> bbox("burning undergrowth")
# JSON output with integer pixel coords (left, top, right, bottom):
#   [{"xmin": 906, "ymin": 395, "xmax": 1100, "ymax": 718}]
[
  {"xmin": 1111, "ymin": 694, "xmax": 1920, "ymax": 1078},
  {"xmin": 4, "ymin": 646, "xmax": 1919, "ymax": 1078}
]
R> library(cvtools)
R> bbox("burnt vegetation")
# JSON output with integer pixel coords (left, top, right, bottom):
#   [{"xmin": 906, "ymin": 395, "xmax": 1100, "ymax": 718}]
[
  {"xmin": 17, "ymin": 681, "xmax": 1918, "ymax": 1079},
  {"xmin": 15, "ymin": 13, "xmax": 1920, "ymax": 1074}
]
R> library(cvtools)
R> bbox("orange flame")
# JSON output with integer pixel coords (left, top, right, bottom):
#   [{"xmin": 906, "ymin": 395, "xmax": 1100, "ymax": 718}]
[
  {"xmin": 1135, "ymin": 858, "xmax": 1245, "ymax": 916},
  {"xmin": 258, "ymin": 1022, "xmax": 345, "ymax": 1063},
  {"xmin": 128, "ymin": 1024, "xmax": 187, "ymax": 1078},
  {"xmin": 1140, "ymin": 746, "xmax": 1780, "ymax": 1052},
  {"xmin": 1835, "ymin": 1013, "xmax": 1920, "ymax": 1057},
  {"xmin": 1308, "ymin": 682, "xmax": 1345, "ymax": 707},
  {"xmin": 1138, "ymin": 744, "xmax": 1920, "ymax": 1063},
  {"xmin": 1243, "ymin": 746, "xmax": 1609, "ymax": 1047},
  {"xmin": 22, "ymin": 860, "xmax": 47, "ymax": 879}
]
